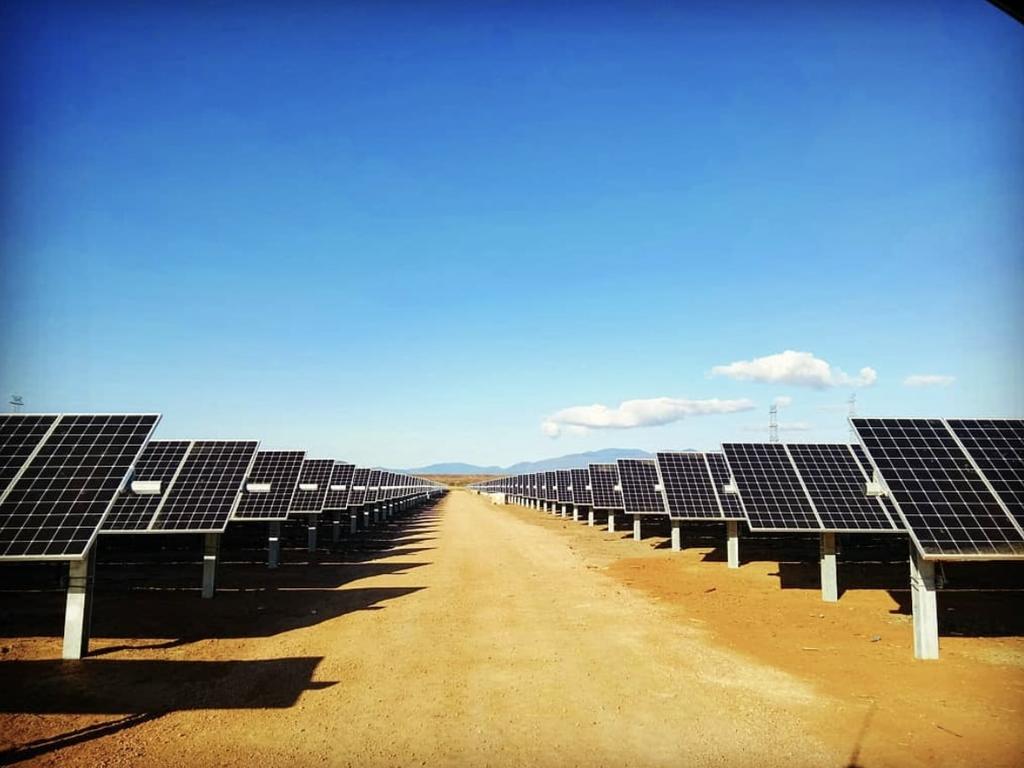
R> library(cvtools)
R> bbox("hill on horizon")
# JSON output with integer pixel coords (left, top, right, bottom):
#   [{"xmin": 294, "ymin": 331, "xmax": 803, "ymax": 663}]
[{"xmin": 404, "ymin": 448, "xmax": 682, "ymax": 475}]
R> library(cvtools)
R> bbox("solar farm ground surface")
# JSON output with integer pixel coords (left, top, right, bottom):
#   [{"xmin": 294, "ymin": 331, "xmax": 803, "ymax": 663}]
[{"xmin": 1, "ymin": 490, "xmax": 1022, "ymax": 767}]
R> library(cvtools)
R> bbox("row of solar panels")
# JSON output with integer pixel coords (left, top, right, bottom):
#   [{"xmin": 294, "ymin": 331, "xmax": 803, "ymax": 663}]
[
  {"xmin": 471, "ymin": 418, "xmax": 1024, "ymax": 561},
  {"xmin": 0, "ymin": 413, "xmax": 444, "ymax": 560}
]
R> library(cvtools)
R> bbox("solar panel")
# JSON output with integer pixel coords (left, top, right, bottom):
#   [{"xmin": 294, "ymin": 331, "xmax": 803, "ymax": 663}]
[
  {"xmin": 655, "ymin": 452, "xmax": 723, "ymax": 519},
  {"xmin": 589, "ymin": 463, "xmax": 622, "ymax": 509},
  {"xmin": 322, "ymin": 463, "xmax": 355, "ymax": 510},
  {"xmin": 531, "ymin": 472, "xmax": 541, "ymax": 499},
  {"xmin": 232, "ymin": 450, "xmax": 305, "ymax": 521},
  {"xmin": 617, "ymin": 459, "xmax": 665, "ymax": 514},
  {"xmin": 154, "ymin": 441, "xmax": 259, "ymax": 532},
  {"xmin": 348, "ymin": 468, "xmax": 370, "ymax": 506},
  {"xmin": 102, "ymin": 440, "xmax": 192, "ymax": 531},
  {"xmin": 947, "ymin": 419, "xmax": 1024, "ymax": 528},
  {"xmin": 0, "ymin": 414, "xmax": 160, "ymax": 559},
  {"xmin": 365, "ymin": 470, "xmax": 382, "ymax": 504},
  {"xmin": 721, "ymin": 443, "xmax": 821, "ymax": 531},
  {"xmin": 0, "ymin": 414, "xmax": 60, "ymax": 494},
  {"xmin": 555, "ymin": 469, "xmax": 573, "ymax": 504},
  {"xmin": 785, "ymin": 444, "xmax": 899, "ymax": 532},
  {"xmin": 379, "ymin": 471, "xmax": 394, "ymax": 501},
  {"xmin": 544, "ymin": 471, "xmax": 558, "ymax": 503},
  {"xmin": 289, "ymin": 458, "xmax": 334, "ymax": 514},
  {"xmin": 704, "ymin": 453, "xmax": 744, "ymax": 519},
  {"xmin": 570, "ymin": 468, "xmax": 592, "ymax": 506},
  {"xmin": 853, "ymin": 418, "xmax": 1024, "ymax": 559}
]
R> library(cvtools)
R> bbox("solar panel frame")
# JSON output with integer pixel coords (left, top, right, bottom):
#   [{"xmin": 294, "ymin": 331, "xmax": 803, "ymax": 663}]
[
  {"xmin": 721, "ymin": 443, "xmax": 823, "ymax": 532},
  {"xmin": 323, "ymin": 463, "xmax": 356, "ymax": 510},
  {"xmin": 570, "ymin": 467, "xmax": 592, "ymax": 506},
  {"xmin": 852, "ymin": 418, "xmax": 1024, "ymax": 560},
  {"xmin": 704, "ymin": 453, "xmax": 744, "ymax": 519},
  {"xmin": 231, "ymin": 450, "xmax": 305, "ymax": 522},
  {"xmin": 617, "ymin": 458, "xmax": 666, "ymax": 515},
  {"xmin": 0, "ymin": 413, "xmax": 161, "ymax": 560},
  {"xmin": 784, "ymin": 443, "xmax": 900, "ymax": 533},
  {"xmin": 152, "ymin": 440, "xmax": 260, "ymax": 532},
  {"xmin": 588, "ymin": 463, "xmax": 622, "ymax": 510}
]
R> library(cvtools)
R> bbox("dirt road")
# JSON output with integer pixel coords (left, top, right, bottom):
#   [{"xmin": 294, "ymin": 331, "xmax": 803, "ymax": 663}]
[{"xmin": 2, "ymin": 489, "xmax": 1022, "ymax": 766}]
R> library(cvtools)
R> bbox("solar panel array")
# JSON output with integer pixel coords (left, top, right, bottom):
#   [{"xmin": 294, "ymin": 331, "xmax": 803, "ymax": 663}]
[
  {"xmin": 365, "ymin": 470, "xmax": 382, "ymax": 504},
  {"xmin": 156, "ymin": 441, "xmax": 259, "ymax": 531},
  {"xmin": 655, "ymin": 451, "xmax": 742, "ymax": 520},
  {"xmin": 321, "ymin": 463, "xmax": 355, "ymax": 510},
  {"xmin": 570, "ymin": 468, "xmax": 592, "ymax": 506},
  {"xmin": 544, "ymin": 471, "xmax": 557, "ymax": 503},
  {"xmin": 617, "ymin": 459, "xmax": 665, "ymax": 514},
  {"xmin": 555, "ymin": 469, "xmax": 573, "ymax": 504},
  {"xmin": 589, "ymin": 463, "xmax": 623, "ymax": 509},
  {"xmin": 720, "ymin": 442, "xmax": 901, "ymax": 533},
  {"xmin": 0, "ymin": 414, "xmax": 160, "ymax": 559},
  {"xmin": 853, "ymin": 418, "xmax": 1024, "ymax": 559},
  {"xmin": 721, "ymin": 443, "xmax": 821, "ymax": 531},
  {"xmin": 289, "ymin": 458, "xmax": 335, "ymax": 514},
  {"xmin": 348, "ymin": 468, "xmax": 370, "ymax": 506},
  {"xmin": 232, "ymin": 450, "xmax": 306, "ymax": 521}
]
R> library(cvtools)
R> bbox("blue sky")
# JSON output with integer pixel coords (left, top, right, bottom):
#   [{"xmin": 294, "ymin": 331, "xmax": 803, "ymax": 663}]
[{"xmin": 2, "ymin": 1, "xmax": 1022, "ymax": 468}]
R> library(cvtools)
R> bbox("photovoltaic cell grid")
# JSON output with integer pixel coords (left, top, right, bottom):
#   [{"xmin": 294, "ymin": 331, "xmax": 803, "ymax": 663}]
[
  {"xmin": 348, "ymin": 468, "xmax": 371, "ymax": 506},
  {"xmin": 0, "ymin": 414, "xmax": 160, "ymax": 559},
  {"xmin": 0, "ymin": 414, "xmax": 59, "ymax": 493},
  {"xmin": 232, "ymin": 450, "xmax": 305, "ymax": 521},
  {"xmin": 289, "ymin": 459, "xmax": 335, "ymax": 513},
  {"xmin": 544, "ymin": 471, "xmax": 558, "ymax": 502},
  {"xmin": 655, "ymin": 452, "xmax": 722, "ymax": 519},
  {"xmin": 853, "ymin": 418, "xmax": 1024, "ymax": 558},
  {"xmin": 103, "ymin": 440, "xmax": 192, "ymax": 531},
  {"xmin": 365, "ymin": 470, "xmax": 382, "ymax": 504},
  {"xmin": 704, "ymin": 453, "xmax": 744, "ymax": 519},
  {"xmin": 556, "ymin": 469, "xmax": 573, "ymax": 504},
  {"xmin": 156, "ymin": 441, "xmax": 259, "ymax": 531},
  {"xmin": 570, "ymin": 468, "xmax": 592, "ymax": 506},
  {"xmin": 589, "ymin": 464, "xmax": 622, "ymax": 509},
  {"xmin": 947, "ymin": 419, "xmax": 1024, "ymax": 528},
  {"xmin": 785, "ymin": 444, "xmax": 898, "ymax": 532},
  {"xmin": 617, "ymin": 459, "xmax": 665, "ymax": 514},
  {"xmin": 531, "ymin": 473, "xmax": 541, "ymax": 499},
  {"xmin": 722, "ymin": 443, "xmax": 821, "ymax": 531},
  {"xmin": 323, "ymin": 463, "xmax": 355, "ymax": 510}
]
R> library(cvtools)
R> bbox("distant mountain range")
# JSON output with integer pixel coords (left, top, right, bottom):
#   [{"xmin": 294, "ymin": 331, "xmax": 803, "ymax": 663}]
[{"xmin": 404, "ymin": 448, "xmax": 665, "ymax": 475}]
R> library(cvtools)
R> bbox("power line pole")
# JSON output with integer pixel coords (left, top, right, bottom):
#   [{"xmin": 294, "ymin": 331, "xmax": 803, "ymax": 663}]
[
  {"xmin": 9, "ymin": 394, "xmax": 23, "ymax": 413},
  {"xmin": 848, "ymin": 393, "xmax": 857, "ymax": 443},
  {"xmin": 769, "ymin": 403, "xmax": 779, "ymax": 443}
]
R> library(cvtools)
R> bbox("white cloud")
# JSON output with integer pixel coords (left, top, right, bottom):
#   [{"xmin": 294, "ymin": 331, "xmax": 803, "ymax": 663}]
[
  {"xmin": 710, "ymin": 350, "xmax": 877, "ymax": 390},
  {"xmin": 903, "ymin": 374, "xmax": 955, "ymax": 388},
  {"xmin": 541, "ymin": 396, "xmax": 756, "ymax": 438},
  {"xmin": 773, "ymin": 395, "xmax": 793, "ymax": 408}
]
